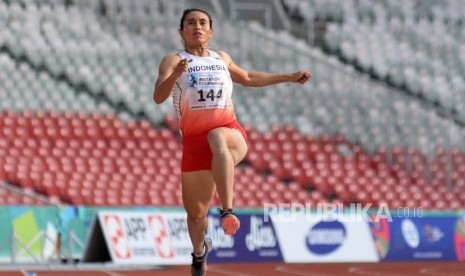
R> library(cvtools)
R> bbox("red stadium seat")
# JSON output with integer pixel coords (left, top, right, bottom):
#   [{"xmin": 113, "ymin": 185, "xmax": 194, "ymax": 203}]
[{"xmin": 0, "ymin": 112, "xmax": 462, "ymax": 210}]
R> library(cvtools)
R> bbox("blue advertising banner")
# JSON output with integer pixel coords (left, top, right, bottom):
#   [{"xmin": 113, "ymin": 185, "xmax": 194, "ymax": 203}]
[
  {"xmin": 207, "ymin": 213, "xmax": 283, "ymax": 263},
  {"xmin": 370, "ymin": 216, "xmax": 458, "ymax": 261}
]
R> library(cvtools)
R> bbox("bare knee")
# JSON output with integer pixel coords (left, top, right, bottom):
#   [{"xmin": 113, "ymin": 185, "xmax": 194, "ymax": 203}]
[
  {"xmin": 187, "ymin": 213, "xmax": 207, "ymax": 225},
  {"xmin": 207, "ymin": 128, "xmax": 248, "ymax": 164},
  {"xmin": 207, "ymin": 130, "xmax": 228, "ymax": 155}
]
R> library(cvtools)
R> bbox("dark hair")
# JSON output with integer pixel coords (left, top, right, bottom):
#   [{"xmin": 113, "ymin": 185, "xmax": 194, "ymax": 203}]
[{"xmin": 179, "ymin": 8, "xmax": 212, "ymax": 30}]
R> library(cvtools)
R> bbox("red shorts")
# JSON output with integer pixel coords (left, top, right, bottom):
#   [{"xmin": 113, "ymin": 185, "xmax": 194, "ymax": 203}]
[{"xmin": 181, "ymin": 121, "xmax": 248, "ymax": 172}]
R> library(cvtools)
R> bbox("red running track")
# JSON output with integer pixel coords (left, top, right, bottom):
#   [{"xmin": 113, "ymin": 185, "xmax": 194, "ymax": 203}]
[{"xmin": 1, "ymin": 262, "xmax": 465, "ymax": 276}]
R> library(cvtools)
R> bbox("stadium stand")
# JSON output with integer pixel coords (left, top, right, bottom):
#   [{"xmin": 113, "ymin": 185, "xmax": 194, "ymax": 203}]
[
  {"xmin": 284, "ymin": 0, "xmax": 465, "ymax": 121},
  {"xmin": 0, "ymin": 0, "xmax": 463, "ymax": 210}
]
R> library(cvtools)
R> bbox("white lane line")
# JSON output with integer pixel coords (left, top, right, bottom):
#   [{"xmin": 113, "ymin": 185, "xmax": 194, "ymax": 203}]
[
  {"xmin": 347, "ymin": 266, "xmax": 388, "ymax": 276},
  {"xmin": 208, "ymin": 266, "xmax": 261, "ymax": 276},
  {"xmin": 101, "ymin": 271, "xmax": 126, "ymax": 276},
  {"xmin": 420, "ymin": 267, "xmax": 463, "ymax": 276},
  {"xmin": 275, "ymin": 264, "xmax": 340, "ymax": 276}
]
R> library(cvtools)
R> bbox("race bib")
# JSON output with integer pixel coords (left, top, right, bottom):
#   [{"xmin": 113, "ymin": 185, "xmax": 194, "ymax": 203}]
[{"xmin": 187, "ymin": 72, "xmax": 231, "ymax": 110}]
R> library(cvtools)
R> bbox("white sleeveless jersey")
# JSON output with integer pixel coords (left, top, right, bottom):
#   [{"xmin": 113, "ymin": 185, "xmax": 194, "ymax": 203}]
[{"xmin": 172, "ymin": 50, "xmax": 236, "ymax": 136}]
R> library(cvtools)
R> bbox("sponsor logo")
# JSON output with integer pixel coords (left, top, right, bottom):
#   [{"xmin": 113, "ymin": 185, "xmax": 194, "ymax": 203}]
[
  {"xmin": 124, "ymin": 217, "xmax": 147, "ymax": 242},
  {"xmin": 401, "ymin": 219, "xmax": 420, "ymax": 249},
  {"xmin": 164, "ymin": 216, "xmax": 192, "ymax": 256},
  {"xmin": 207, "ymin": 216, "xmax": 234, "ymax": 249},
  {"xmin": 305, "ymin": 221, "xmax": 346, "ymax": 255},
  {"xmin": 245, "ymin": 216, "xmax": 277, "ymax": 251},
  {"xmin": 103, "ymin": 215, "xmax": 131, "ymax": 259},
  {"xmin": 423, "ymin": 224, "xmax": 444, "ymax": 243},
  {"xmin": 147, "ymin": 215, "xmax": 174, "ymax": 258},
  {"xmin": 207, "ymin": 215, "xmax": 236, "ymax": 258},
  {"xmin": 147, "ymin": 215, "xmax": 192, "ymax": 258}
]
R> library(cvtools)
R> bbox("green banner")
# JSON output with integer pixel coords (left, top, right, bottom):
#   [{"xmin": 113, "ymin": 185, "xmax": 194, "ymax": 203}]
[{"xmin": 0, "ymin": 205, "xmax": 84, "ymax": 261}]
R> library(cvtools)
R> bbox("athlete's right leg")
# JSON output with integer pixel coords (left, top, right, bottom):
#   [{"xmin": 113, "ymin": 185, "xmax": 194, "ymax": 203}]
[{"xmin": 182, "ymin": 170, "xmax": 216, "ymax": 256}]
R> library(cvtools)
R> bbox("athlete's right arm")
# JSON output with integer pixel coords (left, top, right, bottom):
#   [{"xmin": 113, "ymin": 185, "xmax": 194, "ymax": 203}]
[{"xmin": 153, "ymin": 55, "xmax": 188, "ymax": 104}]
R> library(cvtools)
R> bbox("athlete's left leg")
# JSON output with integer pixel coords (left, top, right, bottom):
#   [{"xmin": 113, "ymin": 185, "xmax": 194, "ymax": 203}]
[{"xmin": 207, "ymin": 127, "xmax": 248, "ymax": 212}]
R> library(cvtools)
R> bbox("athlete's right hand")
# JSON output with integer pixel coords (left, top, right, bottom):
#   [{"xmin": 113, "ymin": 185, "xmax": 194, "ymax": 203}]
[{"xmin": 173, "ymin": 58, "xmax": 189, "ymax": 77}]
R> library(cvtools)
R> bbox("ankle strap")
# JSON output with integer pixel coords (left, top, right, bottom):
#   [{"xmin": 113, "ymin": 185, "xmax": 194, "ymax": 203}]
[{"xmin": 217, "ymin": 208, "xmax": 235, "ymax": 218}]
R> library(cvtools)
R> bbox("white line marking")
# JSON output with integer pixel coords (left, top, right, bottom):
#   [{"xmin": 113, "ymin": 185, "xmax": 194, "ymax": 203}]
[
  {"xmin": 420, "ymin": 267, "xmax": 463, "ymax": 276},
  {"xmin": 208, "ymin": 266, "xmax": 260, "ymax": 276},
  {"xmin": 101, "ymin": 271, "xmax": 125, "ymax": 276},
  {"xmin": 348, "ymin": 266, "xmax": 386, "ymax": 276},
  {"xmin": 419, "ymin": 268, "xmax": 443, "ymax": 275},
  {"xmin": 275, "ymin": 264, "xmax": 339, "ymax": 276}
]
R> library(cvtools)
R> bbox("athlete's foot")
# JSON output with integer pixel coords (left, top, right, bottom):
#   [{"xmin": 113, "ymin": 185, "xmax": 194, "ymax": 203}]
[{"xmin": 218, "ymin": 208, "xmax": 240, "ymax": 235}]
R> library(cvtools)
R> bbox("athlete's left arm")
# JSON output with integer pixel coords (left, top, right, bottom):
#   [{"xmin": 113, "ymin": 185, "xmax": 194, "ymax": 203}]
[{"xmin": 218, "ymin": 51, "xmax": 311, "ymax": 87}]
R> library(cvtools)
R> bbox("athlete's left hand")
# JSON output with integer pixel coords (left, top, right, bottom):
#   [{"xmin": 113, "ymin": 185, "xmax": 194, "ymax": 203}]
[{"xmin": 292, "ymin": 71, "xmax": 312, "ymax": 84}]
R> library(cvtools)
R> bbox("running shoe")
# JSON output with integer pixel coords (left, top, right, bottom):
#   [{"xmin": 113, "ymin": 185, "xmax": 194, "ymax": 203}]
[
  {"xmin": 191, "ymin": 236, "xmax": 213, "ymax": 276},
  {"xmin": 218, "ymin": 208, "xmax": 240, "ymax": 235}
]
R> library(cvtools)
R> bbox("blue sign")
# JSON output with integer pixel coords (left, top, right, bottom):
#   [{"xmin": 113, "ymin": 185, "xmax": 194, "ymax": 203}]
[
  {"xmin": 207, "ymin": 213, "xmax": 283, "ymax": 263},
  {"xmin": 305, "ymin": 221, "xmax": 346, "ymax": 255},
  {"xmin": 371, "ymin": 216, "xmax": 457, "ymax": 261}
]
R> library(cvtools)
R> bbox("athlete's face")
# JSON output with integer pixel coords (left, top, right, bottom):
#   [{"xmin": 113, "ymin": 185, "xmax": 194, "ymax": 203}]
[{"xmin": 180, "ymin": 11, "xmax": 212, "ymax": 45}]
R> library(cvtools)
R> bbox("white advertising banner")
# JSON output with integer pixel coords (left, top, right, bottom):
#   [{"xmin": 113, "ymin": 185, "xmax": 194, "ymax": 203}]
[
  {"xmin": 97, "ymin": 211, "xmax": 191, "ymax": 265},
  {"xmin": 270, "ymin": 213, "xmax": 379, "ymax": 263}
]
